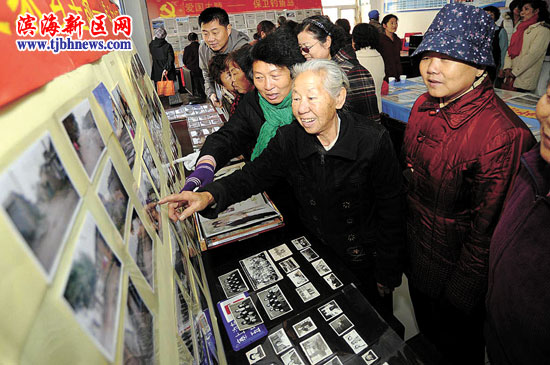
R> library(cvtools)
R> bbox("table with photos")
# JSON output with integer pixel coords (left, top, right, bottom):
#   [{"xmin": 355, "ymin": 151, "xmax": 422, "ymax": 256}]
[
  {"xmin": 382, "ymin": 77, "xmax": 542, "ymax": 141},
  {"xmin": 202, "ymin": 227, "xmax": 425, "ymax": 365}
]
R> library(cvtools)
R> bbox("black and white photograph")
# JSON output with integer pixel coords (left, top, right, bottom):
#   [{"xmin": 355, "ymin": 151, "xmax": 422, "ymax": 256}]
[
  {"xmin": 279, "ymin": 256, "xmax": 300, "ymax": 274},
  {"xmin": 123, "ymin": 279, "xmax": 155, "ymax": 364},
  {"xmin": 343, "ymin": 329, "xmax": 368, "ymax": 354},
  {"xmin": 281, "ymin": 348, "xmax": 305, "ymax": 365},
  {"xmin": 218, "ymin": 269, "xmax": 249, "ymax": 299},
  {"xmin": 245, "ymin": 344, "xmax": 265, "ymax": 364},
  {"xmin": 323, "ymin": 273, "xmax": 343, "ymax": 290},
  {"xmin": 239, "ymin": 251, "xmax": 283, "ymax": 291},
  {"xmin": 300, "ymin": 247, "xmax": 319, "ymax": 262},
  {"xmin": 142, "ymin": 144, "xmax": 160, "ymax": 192},
  {"xmin": 329, "ymin": 314, "xmax": 354, "ymax": 336},
  {"xmin": 296, "ymin": 282, "xmax": 320, "ymax": 303},
  {"xmin": 361, "ymin": 349, "xmax": 379, "ymax": 365},
  {"xmin": 0, "ymin": 133, "xmax": 80, "ymax": 277},
  {"xmin": 60, "ymin": 98, "xmax": 106, "ymax": 179},
  {"xmin": 228, "ymin": 296, "xmax": 264, "ymax": 331},
  {"xmin": 112, "ymin": 84, "xmax": 137, "ymax": 137},
  {"xmin": 323, "ymin": 356, "xmax": 343, "ymax": 365},
  {"xmin": 92, "ymin": 82, "xmax": 136, "ymax": 169},
  {"xmin": 268, "ymin": 243, "xmax": 293, "ymax": 261},
  {"xmin": 311, "ymin": 259, "xmax": 331, "ymax": 276},
  {"xmin": 63, "ymin": 213, "xmax": 122, "ymax": 360},
  {"xmin": 318, "ymin": 300, "xmax": 343, "ymax": 321},
  {"xmin": 128, "ymin": 209, "xmax": 154, "ymax": 289},
  {"xmin": 291, "ymin": 236, "xmax": 311, "ymax": 251},
  {"xmin": 299, "ymin": 332, "xmax": 333, "ymax": 365},
  {"xmin": 288, "ymin": 269, "xmax": 309, "ymax": 287},
  {"xmin": 268, "ymin": 327, "xmax": 292, "ymax": 355},
  {"xmin": 292, "ymin": 316, "xmax": 318, "ymax": 338},
  {"xmin": 97, "ymin": 159, "xmax": 129, "ymax": 238},
  {"xmin": 257, "ymin": 284, "xmax": 293, "ymax": 320}
]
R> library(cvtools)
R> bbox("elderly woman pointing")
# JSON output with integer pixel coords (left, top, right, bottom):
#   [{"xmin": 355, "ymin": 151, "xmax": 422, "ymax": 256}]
[{"xmin": 160, "ymin": 59, "xmax": 405, "ymax": 316}]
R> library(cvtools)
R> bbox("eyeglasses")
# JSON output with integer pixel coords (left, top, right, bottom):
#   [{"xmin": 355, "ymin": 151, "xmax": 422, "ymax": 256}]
[{"xmin": 299, "ymin": 40, "xmax": 319, "ymax": 54}]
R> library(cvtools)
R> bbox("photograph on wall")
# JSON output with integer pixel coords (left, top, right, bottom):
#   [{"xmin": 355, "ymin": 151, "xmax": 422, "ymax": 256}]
[
  {"xmin": 0, "ymin": 133, "xmax": 80, "ymax": 278},
  {"xmin": 123, "ymin": 279, "xmax": 155, "ymax": 364},
  {"xmin": 97, "ymin": 159, "xmax": 129, "ymax": 238},
  {"xmin": 112, "ymin": 84, "xmax": 137, "ymax": 137},
  {"xmin": 175, "ymin": 280, "xmax": 194, "ymax": 356},
  {"xmin": 128, "ymin": 208, "xmax": 154, "ymax": 289},
  {"xmin": 92, "ymin": 82, "xmax": 136, "ymax": 169},
  {"xmin": 63, "ymin": 213, "xmax": 122, "ymax": 360},
  {"xmin": 60, "ymin": 98, "xmax": 106, "ymax": 179},
  {"xmin": 142, "ymin": 144, "xmax": 160, "ymax": 193},
  {"xmin": 137, "ymin": 163, "xmax": 159, "ymax": 228}
]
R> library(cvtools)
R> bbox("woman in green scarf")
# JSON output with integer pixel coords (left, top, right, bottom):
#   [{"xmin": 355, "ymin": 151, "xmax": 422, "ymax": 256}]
[{"xmin": 182, "ymin": 27, "xmax": 305, "ymax": 192}]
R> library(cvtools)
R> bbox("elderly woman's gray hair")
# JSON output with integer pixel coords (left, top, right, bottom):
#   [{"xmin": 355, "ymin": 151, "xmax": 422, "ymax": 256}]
[
  {"xmin": 154, "ymin": 27, "xmax": 167, "ymax": 39},
  {"xmin": 291, "ymin": 59, "xmax": 349, "ymax": 99}
]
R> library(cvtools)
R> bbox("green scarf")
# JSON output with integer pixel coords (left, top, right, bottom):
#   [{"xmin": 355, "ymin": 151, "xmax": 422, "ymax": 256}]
[{"xmin": 251, "ymin": 92, "xmax": 294, "ymax": 161}]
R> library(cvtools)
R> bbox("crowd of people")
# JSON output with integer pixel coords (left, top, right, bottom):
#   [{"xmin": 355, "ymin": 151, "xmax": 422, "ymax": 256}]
[{"xmin": 155, "ymin": 4, "xmax": 550, "ymax": 365}]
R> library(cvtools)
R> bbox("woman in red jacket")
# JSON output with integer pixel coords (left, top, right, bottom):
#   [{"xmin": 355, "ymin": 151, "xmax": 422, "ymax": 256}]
[{"xmin": 402, "ymin": 4, "xmax": 535, "ymax": 365}]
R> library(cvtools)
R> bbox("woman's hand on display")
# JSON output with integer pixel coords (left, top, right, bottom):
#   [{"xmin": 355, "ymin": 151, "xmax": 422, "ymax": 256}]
[
  {"xmin": 209, "ymin": 93, "xmax": 222, "ymax": 108},
  {"xmin": 158, "ymin": 191, "xmax": 214, "ymax": 222},
  {"xmin": 376, "ymin": 282, "xmax": 394, "ymax": 297}
]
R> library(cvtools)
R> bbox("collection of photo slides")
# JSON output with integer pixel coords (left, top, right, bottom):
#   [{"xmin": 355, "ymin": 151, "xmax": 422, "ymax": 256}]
[
  {"xmin": 166, "ymin": 104, "xmax": 223, "ymax": 150},
  {"xmin": 0, "ymin": 50, "xmax": 213, "ymax": 363},
  {"xmin": 216, "ymin": 236, "xmax": 384, "ymax": 364}
]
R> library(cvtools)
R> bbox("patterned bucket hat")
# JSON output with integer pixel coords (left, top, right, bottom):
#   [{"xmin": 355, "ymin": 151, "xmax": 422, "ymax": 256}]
[{"xmin": 411, "ymin": 3, "xmax": 495, "ymax": 66}]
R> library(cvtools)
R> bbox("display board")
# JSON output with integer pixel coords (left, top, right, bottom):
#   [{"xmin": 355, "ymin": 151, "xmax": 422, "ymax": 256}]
[
  {"xmin": 384, "ymin": 0, "xmax": 449, "ymax": 13},
  {"xmin": 0, "ymin": 46, "xmax": 224, "ymax": 364}
]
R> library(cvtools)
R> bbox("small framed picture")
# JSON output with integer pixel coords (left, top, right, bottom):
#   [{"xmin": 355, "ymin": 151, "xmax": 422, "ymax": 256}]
[
  {"xmin": 268, "ymin": 243, "xmax": 293, "ymax": 261},
  {"xmin": 256, "ymin": 284, "xmax": 293, "ymax": 320},
  {"xmin": 323, "ymin": 273, "xmax": 343, "ymax": 289},
  {"xmin": 245, "ymin": 344, "xmax": 265, "ymax": 364},
  {"xmin": 228, "ymin": 297, "xmax": 263, "ymax": 331},
  {"xmin": 287, "ymin": 269, "xmax": 309, "ymax": 287},
  {"xmin": 300, "ymin": 247, "xmax": 319, "ymax": 262},
  {"xmin": 324, "ymin": 357, "xmax": 343, "ymax": 365},
  {"xmin": 218, "ymin": 269, "xmax": 249, "ymax": 299},
  {"xmin": 318, "ymin": 300, "xmax": 343, "ymax": 321},
  {"xmin": 292, "ymin": 316, "xmax": 317, "ymax": 338},
  {"xmin": 362, "ymin": 349, "xmax": 379, "ymax": 364},
  {"xmin": 343, "ymin": 329, "xmax": 368, "ymax": 354},
  {"xmin": 281, "ymin": 348, "xmax": 305, "ymax": 365},
  {"xmin": 329, "ymin": 314, "xmax": 354, "ymax": 336},
  {"xmin": 299, "ymin": 332, "xmax": 333, "ymax": 365},
  {"xmin": 268, "ymin": 328, "xmax": 292, "ymax": 355},
  {"xmin": 311, "ymin": 259, "xmax": 332, "ymax": 276},
  {"xmin": 296, "ymin": 282, "xmax": 320, "ymax": 303},
  {"xmin": 279, "ymin": 257, "xmax": 300, "ymax": 274},
  {"xmin": 291, "ymin": 236, "xmax": 311, "ymax": 250}
]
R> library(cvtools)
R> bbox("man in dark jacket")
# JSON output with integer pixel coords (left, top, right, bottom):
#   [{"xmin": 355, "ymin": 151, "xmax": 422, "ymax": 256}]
[
  {"xmin": 485, "ymin": 83, "xmax": 550, "ymax": 365},
  {"xmin": 198, "ymin": 7, "xmax": 249, "ymax": 107},
  {"xmin": 182, "ymin": 32, "xmax": 205, "ymax": 97},
  {"xmin": 149, "ymin": 27, "xmax": 176, "ymax": 83},
  {"xmin": 160, "ymin": 59, "xmax": 405, "ymax": 317}
]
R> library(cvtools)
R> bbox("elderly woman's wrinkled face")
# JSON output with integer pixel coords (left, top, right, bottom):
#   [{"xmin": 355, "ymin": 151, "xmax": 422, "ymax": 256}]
[
  {"xmin": 536, "ymin": 83, "xmax": 550, "ymax": 163},
  {"xmin": 252, "ymin": 61, "xmax": 292, "ymax": 104},
  {"xmin": 228, "ymin": 61, "xmax": 253, "ymax": 94},
  {"xmin": 292, "ymin": 70, "xmax": 345, "ymax": 144},
  {"xmin": 420, "ymin": 51, "xmax": 484, "ymax": 102},
  {"xmin": 220, "ymin": 68, "xmax": 234, "ymax": 93},
  {"xmin": 298, "ymin": 31, "xmax": 331, "ymax": 61}
]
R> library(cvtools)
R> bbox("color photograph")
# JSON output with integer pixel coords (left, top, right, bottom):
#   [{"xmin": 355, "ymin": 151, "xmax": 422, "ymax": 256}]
[
  {"xmin": 123, "ymin": 279, "xmax": 155, "ymax": 364},
  {"xmin": 97, "ymin": 159, "xmax": 129, "ymax": 238},
  {"xmin": 112, "ymin": 84, "xmax": 137, "ymax": 137},
  {"xmin": 60, "ymin": 98, "xmax": 106, "ymax": 179},
  {"xmin": 0, "ymin": 133, "xmax": 80, "ymax": 277},
  {"xmin": 128, "ymin": 208, "xmax": 154, "ymax": 289},
  {"xmin": 63, "ymin": 213, "xmax": 122, "ymax": 360}
]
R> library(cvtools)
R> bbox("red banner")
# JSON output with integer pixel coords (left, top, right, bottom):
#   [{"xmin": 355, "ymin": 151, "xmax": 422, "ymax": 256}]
[
  {"xmin": 146, "ymin": 0, "xmax": 322, "ymax": 18},
  {"xmin": 0, "ymin": 0, "xmax": 122, "ymax": 109}
]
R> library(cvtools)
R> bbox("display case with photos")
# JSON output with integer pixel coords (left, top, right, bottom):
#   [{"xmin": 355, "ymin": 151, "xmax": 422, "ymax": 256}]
[{"xmin": 0, "ymin": 47, "xmax": 225, "ymax": 364}]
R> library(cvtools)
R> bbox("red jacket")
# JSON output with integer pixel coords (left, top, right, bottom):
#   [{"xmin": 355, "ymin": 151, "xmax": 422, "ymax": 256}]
[{"xmin": 402, "ymin": 76, "xmax": 535, "ymax": 312}]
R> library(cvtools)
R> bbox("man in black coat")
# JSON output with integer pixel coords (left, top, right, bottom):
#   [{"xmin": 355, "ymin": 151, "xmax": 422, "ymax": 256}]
[{"xmin": 182, "ymin": 32, "xmax": 205, "ymax": 97}]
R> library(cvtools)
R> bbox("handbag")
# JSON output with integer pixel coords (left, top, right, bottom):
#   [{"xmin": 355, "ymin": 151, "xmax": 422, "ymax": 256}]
[{"xmin": 157, "ymin": 73, "xmax": 175, "ymax": 96}]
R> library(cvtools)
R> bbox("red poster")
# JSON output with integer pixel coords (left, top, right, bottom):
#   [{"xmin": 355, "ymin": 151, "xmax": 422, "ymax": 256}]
[
  {"xmin": 0, "ymin": 0, "xmax": 123, "ymax": 108},
  {"xmin": 146, "ymin": 0, "xmax": 322, "ymax": 18}
]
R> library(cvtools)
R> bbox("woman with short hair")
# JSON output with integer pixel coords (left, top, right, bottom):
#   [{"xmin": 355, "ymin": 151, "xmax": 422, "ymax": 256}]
[{"xmin": 379, "ymin": 14, "xmax": 402, "ymax": 82}]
